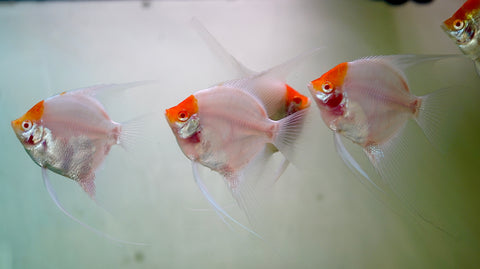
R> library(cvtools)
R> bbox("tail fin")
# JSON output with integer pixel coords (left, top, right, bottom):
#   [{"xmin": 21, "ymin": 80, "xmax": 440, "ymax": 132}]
[
  {"xmin": 272, "ymin": 108, "xmax": 310, "ymax": 165},
  {"xmin": 118, "ymin": 115, "xmax": 147, "ymax": 151},
  {"xmin": 415, "ymin": 87, "xmax": 456, "ymax": 151}
]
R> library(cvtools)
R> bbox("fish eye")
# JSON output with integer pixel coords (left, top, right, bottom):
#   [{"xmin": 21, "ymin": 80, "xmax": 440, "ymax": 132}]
[
  {"xmin": 453, "ymin": 19, "xmax": 464, "ymax": 30},
  {"xmin": 322, "ymin": 82, "xmax": 334, "ymax": 93},
  {"xmin": 22, "ymin": 120, "xmax": 32, "ymax": 131},
  {"xmin": 177, "ymin": 110, "xmax": 189, "ymax": 122}
]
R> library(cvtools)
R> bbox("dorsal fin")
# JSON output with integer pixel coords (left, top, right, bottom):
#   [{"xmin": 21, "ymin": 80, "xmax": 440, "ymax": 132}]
[{"xmin": 190, "ymin": 17, "xmax": 255, "ymax": 78}]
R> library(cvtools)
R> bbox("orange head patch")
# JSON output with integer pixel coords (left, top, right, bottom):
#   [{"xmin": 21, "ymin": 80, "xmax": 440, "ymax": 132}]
[
  {"xmin": 310, "ymin": 62, "xmax": 348, "ymax": 95},
  {"xmin": 165, "ymin": 95, "xmax": 199, "ymax": 125},
  {"xmin": 285, "ymin": 84, "xmax": 310, "ymax": 111},
  {"xmin": 443, "ymin": 0, "xmax": 480, "ymax": 31},
  {"xmin": 11, "ymin": 100, "xmax": 45, "ymax": 132}
]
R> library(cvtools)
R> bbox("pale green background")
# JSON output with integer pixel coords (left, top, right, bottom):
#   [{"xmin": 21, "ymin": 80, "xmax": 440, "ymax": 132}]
[{"xmin": 0, "ymin": 0, "xmax": 479, "ymax": 268}]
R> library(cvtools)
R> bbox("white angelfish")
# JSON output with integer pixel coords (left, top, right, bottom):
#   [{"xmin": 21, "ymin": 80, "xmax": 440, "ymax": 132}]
[{"xmin": 11, "ymin": 82, "xmax": 149, "ymax": 245}]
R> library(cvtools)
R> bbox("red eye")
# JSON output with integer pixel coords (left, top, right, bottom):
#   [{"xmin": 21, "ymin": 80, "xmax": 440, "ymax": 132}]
[
  {"xmin": 178, "ymin": 110, "xmax": 189, "ymax": 122},
  {"xmin": 322, "ymin": 82, "xmax": 334, "ymax": 93},
  {"xmin": 453, "ymin": 19, "xmax": 464, "ymax": 30},
  {"xmin": 22, "ymin": 120, "xmax": 32, "ymax": 131}
]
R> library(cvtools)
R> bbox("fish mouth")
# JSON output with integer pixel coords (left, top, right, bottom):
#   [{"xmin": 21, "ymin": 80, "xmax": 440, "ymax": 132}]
[
  {"xmin": 10, "ymin": 118, "xmax": 23, "ymax": 137},
  {"xmin": 307, "ymin": 82, "xmax": 317, "ymax": 97}
]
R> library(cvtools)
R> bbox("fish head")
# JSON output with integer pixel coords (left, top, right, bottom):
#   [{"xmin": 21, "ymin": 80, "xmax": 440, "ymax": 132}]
[
  {"xmin": 165, "ymin": 94, "xmax": 201, "ymax": 140},
  {"xmin": 285, "ymin": 84, "xmax": 311, "ymax": 115},
  {"xmin": 11, "ymin": 100, "xmax": 46, "ymax": 148},
  {"xmin": 442, "ymin": 1, "xmax": 479, "ymax": 46},
  {"xmin": 308, "ymin": 62, "xmax": 347, "ymax": 127}
]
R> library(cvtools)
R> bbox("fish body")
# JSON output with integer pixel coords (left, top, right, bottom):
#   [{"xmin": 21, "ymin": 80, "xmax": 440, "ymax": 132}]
[
  {"xmin": 11, "ymin": 83, "xmax": 144, "ymax": 199},
  {"xmin": 10, "ymin": 82, "xmax": 148, "ymax": 244},
  {"xmin": 309, "ymin": 58, "xmax": 419, "ymax": 149},
  {"xmin": 442, "ymin": 0, "xmax": 480, "ymax": 75},
  {"xmin": 166, "ymin": 85, "xmax": 297, "ymax": 187},
  {"xmin": 166, "ymin": 80, "xmax": 308, "ymax": 237},
  {"xmin": 166, "ymin": 20, "xmax": 317, "ymax": 236},
  {"xmin": 308, "ymin": 55, "xmax": 460, "ymax": 228}
]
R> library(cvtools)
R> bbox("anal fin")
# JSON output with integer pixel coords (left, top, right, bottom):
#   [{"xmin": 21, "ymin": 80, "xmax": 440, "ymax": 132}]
[{"xmin": 42, "ymin": 168, "xmax": 147, "ymax": 246}]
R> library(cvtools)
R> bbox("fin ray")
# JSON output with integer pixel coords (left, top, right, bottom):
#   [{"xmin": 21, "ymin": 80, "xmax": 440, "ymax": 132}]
[
  {"xmin": 333, "ymin": 133, "xmax": 384, "ymax": 193},
  {"xmin": 68, "ymin": 81, "xmax": 155, "ymax": 97},
  {"xmin": 416, "ymin": 87, "xmax": 457, "ymax": 152},
  {"xmin": 190, "ymin": 18, "xmax": 255, "ymax": 77},
  {"xmin": 192, "ymin": 162, "xmax": 262, "ymax": 239},
  {"xmin": 363, "ymin": 129, "xmax": 450, "ymax": 234}
]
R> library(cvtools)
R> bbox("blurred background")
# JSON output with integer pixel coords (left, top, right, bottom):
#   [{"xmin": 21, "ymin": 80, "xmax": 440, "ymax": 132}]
[{"xmin": 1, "ymin": 0, "xmax": 479, "ymax": 268}]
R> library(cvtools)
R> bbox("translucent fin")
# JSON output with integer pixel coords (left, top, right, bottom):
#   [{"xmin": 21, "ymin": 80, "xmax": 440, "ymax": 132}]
[
  {"xmin": 273, "ymin": 158, "xmax": 290, "ymax": 184},
  {"xmin": 118, "ymin": 113, "xmax": 154, "ymax": 152},
  {"xmin": 475, "ymin": 60, "xmax": 480, "ymax": 77},
  {"xmin": 184, "ymin": 202, "xmax": 236, "ymax": 212},
  {"xmin": 68, "ymin": 81, "xmax": 156, "ymax": 98},
  {"xmin": 362, "ymin": 54, "xmax": 465, "ymax": 85},
  {"xmin": 363, "ymin": 130, "xmax": 450, "ymax": 234},
  {"xmin": 191, "ymin": 162, "xmax": 263, "ymax": 239},
  {"xmin": 190, "ymin": 17, "xmax": 255, "ymax": 77},
  {"xmin": 42, "ymin": 168, "xmax": 148, "ymax": 246},
  {"xmin": 222, "ymin": 47, "xmax": 322, "ymax": 93},
  {"xmin": 216, "ymin": 45, "xmax": 320, "ymax": 119},
  {"xmin": 78, "ymin": 173, "xmax": 96, "ymax": 200},
  {"xmin": 365, "ymin": 54, "xmax": 465, "ymax": 72},
  {"xmin": 415, "ymin": 87, "xmax": 456, "ymax": 152},
  {"xmin": 225, "ymin": 146, "xmax": 283, "ymax": 231},
  {"xmin": 273, "ymin": 107, "xmax": 311, "ymax": 165},
  {"xmin": 333, "ymin": 133, "xmax": 384, "ymax": 193},
  {"xmin": 257, "ymin": 47, "xmax": 322, "ymax": 82},
  {"xmin": 191, "ymin": 18, "xmax": 321, "ymax": 119}
]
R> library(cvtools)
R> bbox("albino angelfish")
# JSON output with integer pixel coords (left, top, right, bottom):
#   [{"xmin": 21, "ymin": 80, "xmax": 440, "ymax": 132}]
[
  {"xmin": 308, "ymin": 55, "xmax": 461, "ymax": 230},
  {"xmin": 165, "ymin": 83, "xmax": 309, "ymax": 238},
  {"xmin": 11, "ymin": 83, "xmax": 148, "ymax": 245}
]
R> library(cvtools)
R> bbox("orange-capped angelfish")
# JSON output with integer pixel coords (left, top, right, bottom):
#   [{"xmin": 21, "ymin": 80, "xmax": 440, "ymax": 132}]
[
  {"xmin": 165, "ymin": 43, "xmax": 314, "ymax": 237},
  {"xmin": 442, "ymin": 0, "xmax": 480, "ymax": 75},
  {"xmin": 190, "ymin": 19, "xmax": 314, "ymax": 181},
  {"xmin": 308, "ymin": 55, "xmax": 461, "ymax": 229},
  {"xmin": 11, "ymin": 82, "xmax": 148, "ymax": 245}
]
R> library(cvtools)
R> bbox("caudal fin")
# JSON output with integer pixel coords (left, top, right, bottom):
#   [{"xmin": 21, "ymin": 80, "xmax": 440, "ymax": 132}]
[
  {"xmin": 118, "ymin": 114, "xmax": 152, "ymax": 152},
  {"xmin": 415, "ymin": 87, "xmax": 456, "ymax": 151},
  {"xmin": 273, "ymin": 108, "xmax": 311, "ymax": 165}
]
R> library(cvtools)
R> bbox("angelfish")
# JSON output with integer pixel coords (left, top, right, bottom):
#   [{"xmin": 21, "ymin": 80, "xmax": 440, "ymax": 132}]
[
  {"xmin": 442, "ymin": 0, "xmax": 480, "ymax": 75},
  {"xmin": 165, "ymin": 79, "xmax": 310, "ymax": 238},
  {"xmin": 307, "ymin": 55, "xmax": 460, "ymax": 229},
  {"xmin": 11, "ymin": 83, "xmax": 147, "ymax": 245},
  {"xmin": 190, "ymin": 18, "xmax": 314, "ymax": 181}
]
